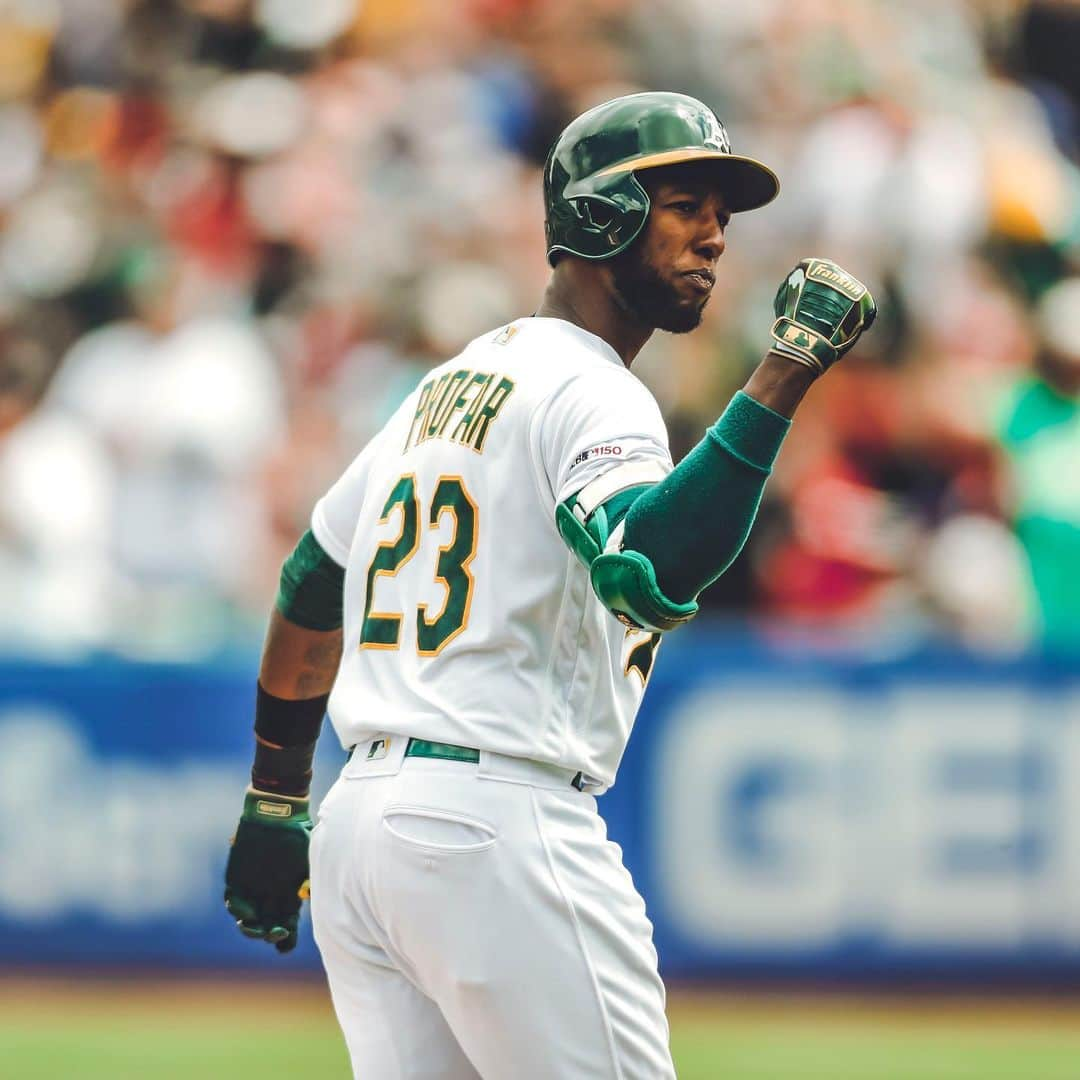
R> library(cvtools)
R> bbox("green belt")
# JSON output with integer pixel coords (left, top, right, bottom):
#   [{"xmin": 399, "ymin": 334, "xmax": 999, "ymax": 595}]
[
  {"xmin": 404, "ymin": 737, "xmax": 480, "ymax": 764},
  {"xmin": 401, "ymin": 737, "xmax": 586, "ymax": 790}
]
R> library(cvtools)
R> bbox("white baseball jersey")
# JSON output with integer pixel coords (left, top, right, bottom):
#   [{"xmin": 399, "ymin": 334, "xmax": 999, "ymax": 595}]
[{"xmin": 311, "ymin": 316, "xmax": 673, "ymax": 789}]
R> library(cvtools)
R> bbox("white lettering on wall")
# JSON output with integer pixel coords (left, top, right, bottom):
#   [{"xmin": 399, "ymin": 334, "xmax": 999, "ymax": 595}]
[
  {"xmin": 655, "ymin": 685, "xmax": 854, "ymax": 946},
  {"xmin": 0, "ymin": 708, "xmax": 240, "ymax": 920},
  {"xmin": 653, "ymin": 680, "xmax": 1074, "ymax": 951}
]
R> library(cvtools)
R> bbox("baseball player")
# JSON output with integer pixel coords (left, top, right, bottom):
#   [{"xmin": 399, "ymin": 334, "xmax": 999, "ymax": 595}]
[{"xmin": 225, "ymin": 91, "xmax": 875, "ymax": 1078}]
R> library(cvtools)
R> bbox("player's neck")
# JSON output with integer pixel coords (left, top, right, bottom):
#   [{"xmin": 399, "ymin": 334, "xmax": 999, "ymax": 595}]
[{"xmin": 535, "ymin": 265, "xmax": 652, "ymax": 368}]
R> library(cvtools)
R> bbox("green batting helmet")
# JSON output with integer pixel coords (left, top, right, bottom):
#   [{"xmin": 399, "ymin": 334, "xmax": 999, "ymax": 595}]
[{"xmin": 543, "ymin": 91, "xmax": 779, "ymax": 266}]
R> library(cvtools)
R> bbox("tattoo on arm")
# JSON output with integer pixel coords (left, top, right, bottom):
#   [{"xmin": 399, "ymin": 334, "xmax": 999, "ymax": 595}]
[
  {"xmin": 294, "ymin": 632, "xmax": 343, "ymax": 698},
  {"xmin": 259, "ymin": 609, "xmax": 343, "ymax": 701}
]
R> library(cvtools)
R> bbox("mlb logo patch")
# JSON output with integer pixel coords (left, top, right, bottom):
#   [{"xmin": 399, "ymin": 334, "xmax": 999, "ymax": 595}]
[
  {"xmin": 367, "ymin": 737, "xmax": 391, "ymax": 761},
  {"xmin": 783, "ymin": 323, "xmax": 818, "ymax": 350}
]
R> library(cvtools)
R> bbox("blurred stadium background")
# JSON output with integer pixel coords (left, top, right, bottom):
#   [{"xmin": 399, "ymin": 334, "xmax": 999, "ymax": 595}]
[{"xmin": 2, "ymin": 0, "xmax": 1080, "ymax": 1076}]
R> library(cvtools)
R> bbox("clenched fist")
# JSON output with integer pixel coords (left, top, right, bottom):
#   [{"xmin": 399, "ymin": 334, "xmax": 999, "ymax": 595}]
[
  {"xmin": 770, "ymin": 258, "xmax": 876, "ymax": 375},
  {"xmin": 224, "ymin": 787, "xmax": 312, "ymax": 954}
]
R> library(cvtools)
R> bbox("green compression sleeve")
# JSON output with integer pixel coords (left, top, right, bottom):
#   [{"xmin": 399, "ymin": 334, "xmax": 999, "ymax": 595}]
[
  {"xmin": 622, "ymin": 391, "xmax": 791, "ymax": 603},
  {"xmin": 275, "ymin": 530, "xmax": 345, "ymax": 630}
]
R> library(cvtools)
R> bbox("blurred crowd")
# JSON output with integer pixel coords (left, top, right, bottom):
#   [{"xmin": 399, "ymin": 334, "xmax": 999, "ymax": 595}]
[{"xmin": 0, "ymin": 0, "xmax": 1078, "ymax": 658}]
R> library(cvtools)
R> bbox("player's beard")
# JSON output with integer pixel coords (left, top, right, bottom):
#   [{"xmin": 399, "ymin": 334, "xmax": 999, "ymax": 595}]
[{"xmin": 609, "ymin": 247, "xmax": 708, "ymax": 333}]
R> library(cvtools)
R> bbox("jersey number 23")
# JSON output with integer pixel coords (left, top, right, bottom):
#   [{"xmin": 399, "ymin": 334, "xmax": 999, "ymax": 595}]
[{"xmin": 359, "ymin": 474, "xmax": 477, "ymax": 656}]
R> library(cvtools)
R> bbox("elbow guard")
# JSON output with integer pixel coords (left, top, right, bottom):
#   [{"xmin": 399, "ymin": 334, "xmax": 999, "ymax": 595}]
[{"xmin": 555, "ymin": 464, "xmax": 699, "ymax": 633}]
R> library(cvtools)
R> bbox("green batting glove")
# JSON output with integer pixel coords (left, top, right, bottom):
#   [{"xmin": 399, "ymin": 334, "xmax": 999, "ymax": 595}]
[
  {"xmin": 224, "ymin": 787, "xmax": 312, "ymax": 954},
  {"xmin": 770, "ymin": 258, "xmax": 876, "ymax": 375}
]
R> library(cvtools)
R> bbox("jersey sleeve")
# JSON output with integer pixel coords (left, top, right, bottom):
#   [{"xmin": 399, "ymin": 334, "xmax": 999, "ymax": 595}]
[
  {"xmin": 310, "ymin": 433, "xmax": 382, "ymax": 568},
  {"xmin": 537, "ymin": 365, "xmax": 674, "ymax": 505}
]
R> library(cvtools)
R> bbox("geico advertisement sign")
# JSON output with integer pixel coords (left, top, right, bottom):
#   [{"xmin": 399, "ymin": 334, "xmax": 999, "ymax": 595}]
[
  {"xmin": 654, "ymin": 683, "xmax": 1080, "ymax": 950},
  {"xmin": 5, "ymin": 685, "xmax": 1080, "ymax": 954}
]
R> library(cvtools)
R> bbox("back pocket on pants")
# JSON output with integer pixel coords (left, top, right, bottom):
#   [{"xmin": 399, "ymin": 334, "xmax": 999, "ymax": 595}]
[{"xmin": 381, "ymin": 805, "xmax": 498, "ymax": 854}]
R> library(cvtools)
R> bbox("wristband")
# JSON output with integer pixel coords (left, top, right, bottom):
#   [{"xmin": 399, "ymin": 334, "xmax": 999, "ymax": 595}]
[
  {"xmin": 252, "ymin": 684, "xmax": 327, "ymax": 797},
  {"xmin": 255, "ymin": 683, "xmax": 327, "ymax": 745},
  {"xmin": 707, "ymin": 390, "xmax": 791, "ymax": 474}
]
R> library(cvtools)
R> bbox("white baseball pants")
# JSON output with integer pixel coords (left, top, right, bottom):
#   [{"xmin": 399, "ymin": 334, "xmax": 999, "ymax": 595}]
[{"xmin": 309, "ymin": 736, "xmax": 675, "ymax": 1079}]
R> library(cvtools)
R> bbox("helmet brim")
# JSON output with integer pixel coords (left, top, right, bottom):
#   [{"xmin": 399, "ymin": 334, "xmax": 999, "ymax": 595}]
[{"xmin": 594, "ymin": 149, "xmax": 780, "ymax": 213}]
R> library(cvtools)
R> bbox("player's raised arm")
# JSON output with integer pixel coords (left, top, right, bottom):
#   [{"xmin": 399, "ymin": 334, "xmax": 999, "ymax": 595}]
[{"xmin": 558, "ymin": 259, "xmax": 875, "ymax": 631}]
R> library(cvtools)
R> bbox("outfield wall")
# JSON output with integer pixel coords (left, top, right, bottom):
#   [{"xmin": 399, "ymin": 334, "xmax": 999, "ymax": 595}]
[{"xmin": 2, "ymin": 629, "xmax": 1079, "ymax": 981}]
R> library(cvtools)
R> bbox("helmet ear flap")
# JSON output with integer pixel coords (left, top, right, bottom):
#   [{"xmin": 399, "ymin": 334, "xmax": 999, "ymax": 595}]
[
  {"xmin": 574, "ymin": 197, "xmax": 616, "ymax": 234},
  {"xmin": 548, "ymin": 172, "xmax": 649, "ymax": 263},
  {"xmin": 570, "ymin": 196, "xmax": 625, "ymax": 252}
]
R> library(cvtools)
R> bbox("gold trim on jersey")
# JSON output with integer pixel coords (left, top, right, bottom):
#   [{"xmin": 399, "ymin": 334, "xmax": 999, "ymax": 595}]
[{"xmin": 623, "ymin": 629, "xmax": 662, "ymax": 687}]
